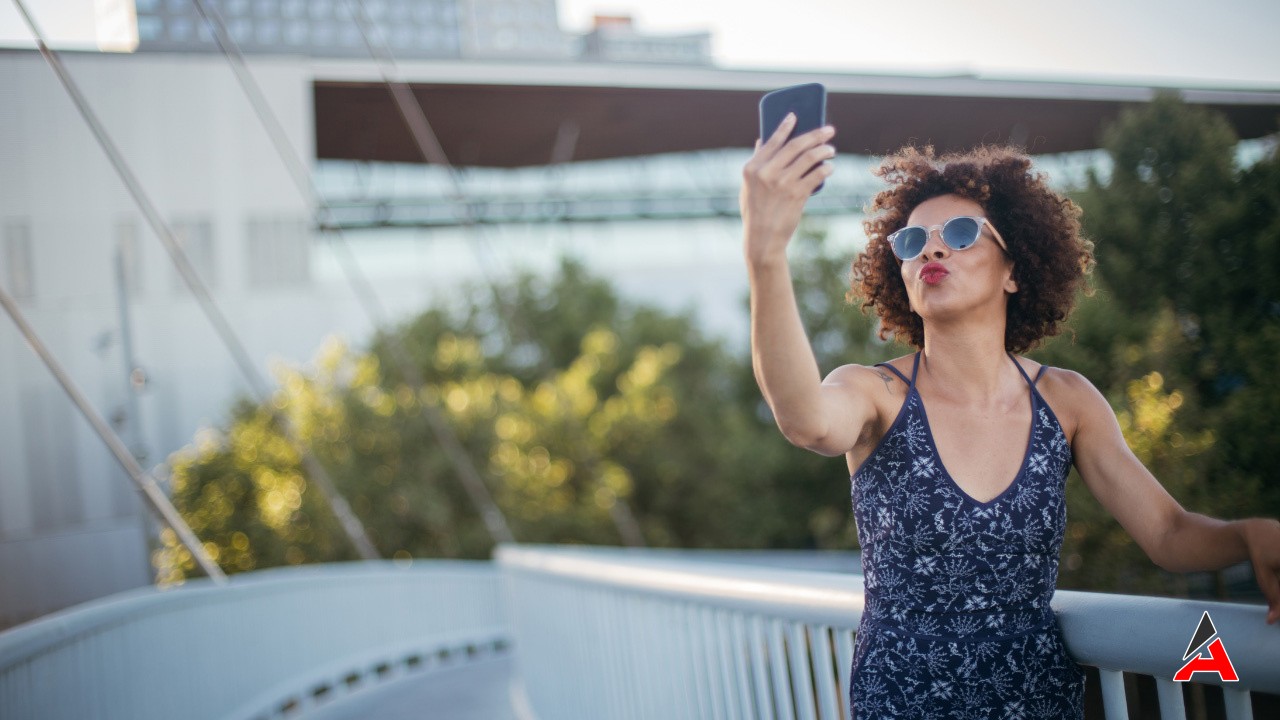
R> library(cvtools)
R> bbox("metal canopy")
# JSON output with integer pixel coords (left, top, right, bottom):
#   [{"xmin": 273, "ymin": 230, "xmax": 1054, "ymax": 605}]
[{"xmin": 311, "ymin": 61, "xmax": 1280, "ymax": 167}]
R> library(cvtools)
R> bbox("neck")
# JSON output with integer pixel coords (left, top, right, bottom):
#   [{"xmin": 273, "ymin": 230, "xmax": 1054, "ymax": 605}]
[{"xmin": 919, "ymin": 319, "xmax": 1016, "ymax": 405}]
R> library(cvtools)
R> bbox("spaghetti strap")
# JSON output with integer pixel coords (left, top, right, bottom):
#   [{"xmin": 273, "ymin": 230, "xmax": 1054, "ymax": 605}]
[
  {"xmin": 1033, "ymin": 365, "xmax": 1049, "ymax": 386},
  {"xmin": 875, "ymin": 362, "xmax": 911, "ymax": 386},
  {"xmin": 875, "ymin": 352, "xmax": 921, "ymax": 388},
  {"xmin": 1008, "ymin": 352, "xmax": 1038, "ymax": 389}
]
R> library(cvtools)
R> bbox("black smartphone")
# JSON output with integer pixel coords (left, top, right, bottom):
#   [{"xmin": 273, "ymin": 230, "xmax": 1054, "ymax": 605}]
[{"xmin": 758, "ymin": 82, "xmax": 828, "ymax": 194}]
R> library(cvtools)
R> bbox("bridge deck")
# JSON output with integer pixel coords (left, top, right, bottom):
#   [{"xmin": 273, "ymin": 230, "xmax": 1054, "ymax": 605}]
[{"xmin": 304, "ymin": 654, "xmax": 519, "ymax": 720}]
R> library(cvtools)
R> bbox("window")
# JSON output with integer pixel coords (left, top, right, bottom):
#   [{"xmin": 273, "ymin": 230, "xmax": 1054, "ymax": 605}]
[
  {"xmin": 256, "ymin": 19, "xmax": 281, "ymax": 45},
  {"xmin": 313, "ymin": 22, "xmax": 335, "ymax": 45},
  {"xmin": 23, "ymin": 387, "xmax": 83, "ymax": 531},
  {"xmin": 3, "ymin": 220, "xmax": 34, "ymax": 301},
  {"xmin": 255, "ymin": 0, "xmax": 279, "ymax": 18},
  {"xmin": 168, "ymin": 17, "xmax": 193, "ymax": 41},
  {"xmin": 170, "ymin": 219, "xmax": 216, "ymax": 294},
  {"xmin": 136, "ymin": 16, "xmax": 164, "ymax": 42},
  {"xmin": 310, "ymin": 0, "xmax": 333, "ymax": 20},
  {"xmin": 229, "ymin": 18, "xmax": 253, "ymax": 44},
  {"xmin": 285, "ymin": 19, "xmax": 309, "ymax": 45},
  {"xmin": 246, "ymin": 216, "xmax": 310, "ymax": 289},
  {"xmin": 116, "ymin": 220, "xmax": 143, "ymax": 298}
]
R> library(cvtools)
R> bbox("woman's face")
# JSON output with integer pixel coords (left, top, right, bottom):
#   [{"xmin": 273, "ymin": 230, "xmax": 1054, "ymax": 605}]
[{"xmin": 899, "ymin": 194, "xmax": 1017, "ymax": 325}]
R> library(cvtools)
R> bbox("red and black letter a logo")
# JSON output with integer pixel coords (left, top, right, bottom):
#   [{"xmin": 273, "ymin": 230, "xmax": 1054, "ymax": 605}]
[{"xmin": 1173, "ymin": 611, "xmax": 1239, "ymax": 683}]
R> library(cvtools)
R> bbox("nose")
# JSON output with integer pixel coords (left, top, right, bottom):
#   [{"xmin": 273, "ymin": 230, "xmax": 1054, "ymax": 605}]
[{"xmin": 920, "ymin": 225, "xmax": 950, "ymax": 260}]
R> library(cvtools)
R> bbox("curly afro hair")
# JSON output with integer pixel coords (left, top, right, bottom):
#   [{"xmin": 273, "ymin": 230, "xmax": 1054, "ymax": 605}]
[{"xmin": 850, "ymin": 145, "xmax": 1094, "ymax": 354}]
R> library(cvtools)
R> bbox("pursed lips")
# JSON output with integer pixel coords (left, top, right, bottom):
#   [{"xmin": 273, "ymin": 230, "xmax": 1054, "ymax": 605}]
[{"xmin": 920, "ymin": 262, "xmax": 949, "ymax": 284}]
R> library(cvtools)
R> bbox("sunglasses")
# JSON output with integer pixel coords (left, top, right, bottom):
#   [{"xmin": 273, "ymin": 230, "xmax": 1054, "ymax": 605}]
[{"xmin": 887, "ymin": 216, "xmax": 1008, "ymax": 261}]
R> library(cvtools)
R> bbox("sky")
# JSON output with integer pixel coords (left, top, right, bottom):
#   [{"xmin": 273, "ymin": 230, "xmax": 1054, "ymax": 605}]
[
  {"xmin": 560, "ymin": 0, "xmax": 1280, "ymax": 87},
  {"xmin": 1, "ymin": 0, "xmax": 1277, "ymax": 87}
]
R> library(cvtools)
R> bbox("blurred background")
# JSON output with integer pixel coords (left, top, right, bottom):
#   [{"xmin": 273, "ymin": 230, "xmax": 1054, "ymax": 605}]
[{"xmin": 1, "ymin": 0, "xmax": 1278, "ymax": 632}]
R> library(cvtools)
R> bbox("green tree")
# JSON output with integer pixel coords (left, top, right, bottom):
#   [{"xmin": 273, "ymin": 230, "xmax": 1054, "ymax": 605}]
[
  {"xmin": 157, "ymin": 259, "xmax": 799, "ymax": 581},
  {"xmin": 1037, "ymin": 94, "xmax": 1279, "ymax": 594}
]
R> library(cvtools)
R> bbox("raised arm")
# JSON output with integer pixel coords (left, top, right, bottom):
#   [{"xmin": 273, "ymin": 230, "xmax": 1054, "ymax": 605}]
[
  {"xmin": 1064, "ymin": 370, "xmax": 1280, "ymax": 623},
  {"xmin": 740, "ymin": 115, "xmax": 878, "ymax": 457}
]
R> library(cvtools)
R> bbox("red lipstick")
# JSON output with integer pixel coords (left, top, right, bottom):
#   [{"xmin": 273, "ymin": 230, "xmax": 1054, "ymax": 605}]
[{"xmin": 920, "ymin": 262, "xmax": 949, "ymax": 285}]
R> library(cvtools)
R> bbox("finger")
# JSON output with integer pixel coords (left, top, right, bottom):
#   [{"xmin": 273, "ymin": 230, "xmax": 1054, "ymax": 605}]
[
  {"xmin": 773, "ymin": 125, "xmax": 836, "ymax": 172},
  {"xmin": 784, "ymin": 143, "xmax": 837, "ymax": 181},
  {"xmin": 761, "ymin": 112, "xmax": 796, "ymax": 151},
  {"xmin": 800, "ymin": 160, "xmax": 836, "ymax": 194}
]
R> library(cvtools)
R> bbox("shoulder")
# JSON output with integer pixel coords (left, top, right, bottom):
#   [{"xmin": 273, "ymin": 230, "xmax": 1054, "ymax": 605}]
[
  {"xmin": 824, "ymin": 357, "xmax": 915, "ymax": 465},
  {"xmin": 824, "ymin": 354, "xmax": 914, "ymax": 391},
  {"xmin": 1032, "ymin": 365, "xmax": 1114, "ymax": 443},
  {"xmin": 823, "ymin": 361, "xmax": 895, "ymax": 392}
]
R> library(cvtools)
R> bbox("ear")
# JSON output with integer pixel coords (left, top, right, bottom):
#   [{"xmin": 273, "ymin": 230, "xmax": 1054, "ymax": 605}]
[{"xmin": 1003, "ymin": 264, "xmax": 1018, "ymax": 294}]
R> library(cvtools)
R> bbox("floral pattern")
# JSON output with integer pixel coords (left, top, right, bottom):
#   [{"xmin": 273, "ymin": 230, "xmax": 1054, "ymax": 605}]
[{"xmin": 848, "ymin": 354, "xmax": 1085, "ymax": 719}]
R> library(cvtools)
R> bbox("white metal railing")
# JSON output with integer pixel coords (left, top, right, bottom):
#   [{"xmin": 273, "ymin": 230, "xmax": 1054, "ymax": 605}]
[
  {"xmin": 0, "ymin": 561, "xmax": 506, "ymax": 720},
  {"xmin": 496, "ymin": 544, "xmax": 1280, "ymax": 720}
]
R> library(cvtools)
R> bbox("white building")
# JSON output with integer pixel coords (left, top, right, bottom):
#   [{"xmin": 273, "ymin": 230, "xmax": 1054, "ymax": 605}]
[{"xmin": 0, "ymin": 49, "xmax": 330, "ymax": 627}]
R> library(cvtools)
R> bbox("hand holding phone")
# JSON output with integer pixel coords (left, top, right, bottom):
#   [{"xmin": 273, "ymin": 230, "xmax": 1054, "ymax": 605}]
[
  {"xmin": 758, "ymin": 83, "xmax": 828, "ymax": 194},
  {"xmin": 741, "ymin": 84, "xmax": 834, "ymax": 263}
]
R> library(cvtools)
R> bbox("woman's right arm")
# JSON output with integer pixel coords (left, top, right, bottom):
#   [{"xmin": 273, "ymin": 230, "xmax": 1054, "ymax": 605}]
[{"xmin": 741, "ymin": 114, "xmax": 878, "ymax": 457}]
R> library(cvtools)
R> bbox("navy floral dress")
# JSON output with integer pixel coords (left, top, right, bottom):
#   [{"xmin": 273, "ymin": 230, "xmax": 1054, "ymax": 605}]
[{"xmin": 848, "ymin": 352, "xmax": 1086, "ymax": 719}]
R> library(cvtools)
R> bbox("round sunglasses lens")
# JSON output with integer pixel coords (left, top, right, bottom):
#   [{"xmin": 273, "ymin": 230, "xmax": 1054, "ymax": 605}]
[
  {"xmin": 892, "ymin": 227, "xmax": 927, "ymax": 259},
  {"xmin": 942, "ymin": 217, "xmax": 981, "ymax": 250}
]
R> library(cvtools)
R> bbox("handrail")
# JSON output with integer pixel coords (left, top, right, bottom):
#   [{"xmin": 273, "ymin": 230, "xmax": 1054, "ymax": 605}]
[
  {"xmin": 5, "ymin": 549, "xmax": 1275, "ymax": 720},
  {"xmin": 496, "ymin": 544, "xmax": 1280, "ymax": 720},
  {"xmin": 0, "ymin": 561, "xmax": 505, "ymax": 720}
]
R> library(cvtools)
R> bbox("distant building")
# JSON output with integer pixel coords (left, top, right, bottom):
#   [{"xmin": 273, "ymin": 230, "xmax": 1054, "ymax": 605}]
[
  {"xmin": 131, "ymin": 0, "xmax": 572, "ymax": 60},
  {"xmin": 130, "ymin": 1, "xmax": 709, "ymax": 65},
  {"xmin": 456, "ymin": 0, "xmax": 571, "ymax": 60},
  {"xmin": 578, "ymin": 15, "xmax": 712, "ymax": 65}
]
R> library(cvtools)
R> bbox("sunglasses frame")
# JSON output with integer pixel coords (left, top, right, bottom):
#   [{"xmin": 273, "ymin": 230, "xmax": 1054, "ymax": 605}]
[{"xmin": 887, "ymin": 216, "xmax": 1008, "ymax": 262}]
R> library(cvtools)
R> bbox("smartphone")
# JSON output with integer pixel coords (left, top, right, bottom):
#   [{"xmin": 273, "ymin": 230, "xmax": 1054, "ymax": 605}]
[{"xmin": 758, "ymin": 82, "xmax": 828, "ymax": 194}]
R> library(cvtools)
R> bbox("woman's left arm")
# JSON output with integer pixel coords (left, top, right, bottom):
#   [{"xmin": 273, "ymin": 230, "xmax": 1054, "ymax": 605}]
[{"xmin": 1063, "ymin": 371, "xmax": 1280, "ymax": 624}]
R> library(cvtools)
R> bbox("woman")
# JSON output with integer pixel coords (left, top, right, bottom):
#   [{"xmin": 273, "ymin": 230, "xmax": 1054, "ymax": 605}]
[{"xmin": 740, "ymin": 113, "xmax": 1280, "ymax": 718}]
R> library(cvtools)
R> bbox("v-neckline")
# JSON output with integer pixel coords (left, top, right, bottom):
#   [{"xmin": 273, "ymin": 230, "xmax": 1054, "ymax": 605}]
[{"xmin": 912, "ymin": 384, "xmax": 1038, "ymax": 508}]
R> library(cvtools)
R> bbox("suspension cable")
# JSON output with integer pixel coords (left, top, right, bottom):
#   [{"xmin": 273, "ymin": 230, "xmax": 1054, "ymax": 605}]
[
  {"xmin": 186, "ymin": 0, "xmax": 515, "ymax": 545},
  {"xmin": 0, "ymin": 281, "xmax": 227, "ymax": 583},
  {"xmin": 10, "ymin": 0, "xmax": 381, "ymax": 561},
  {"xmin": 341, "ymin": 0, "xmax": 647, "ymax": 545}
]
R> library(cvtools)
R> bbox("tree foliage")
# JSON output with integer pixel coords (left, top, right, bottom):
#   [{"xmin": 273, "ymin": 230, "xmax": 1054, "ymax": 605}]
[
  {"xmin": 1037, "ymin": 94, "xmax": 1279, "ymax": 594},
  {"xmin": 158, "ymin": 258, "xmax": 855, "ymax": 580}
]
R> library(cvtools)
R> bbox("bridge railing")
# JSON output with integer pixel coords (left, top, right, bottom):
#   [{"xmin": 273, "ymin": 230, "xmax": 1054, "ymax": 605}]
[
  {"xmin": 0, "ymin": 561, "xmax": 506, "ymax": 720},
  {"xmin": 496, "ymin": 544, "xmax": 1280, "ymax": 720}
]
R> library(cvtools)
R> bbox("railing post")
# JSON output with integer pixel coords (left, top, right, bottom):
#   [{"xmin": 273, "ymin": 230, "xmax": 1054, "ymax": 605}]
[
  {"xmin": 1155, "ymin": 678, "xmax": 1187, "ymax": 720},
  {"xmin": 1099, "ymin": 669, "xmax": 1131, "ymax": 719},
  {"xmin": 768, "ymin": 617, "xmax": 797, "ymax": 720},
  {"xmin": 1222, "ymin": 687, "xmax": 1254, "ymax": 720}
]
